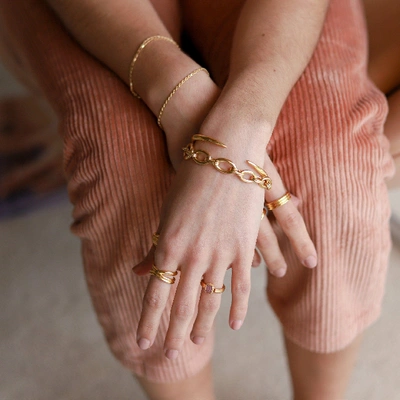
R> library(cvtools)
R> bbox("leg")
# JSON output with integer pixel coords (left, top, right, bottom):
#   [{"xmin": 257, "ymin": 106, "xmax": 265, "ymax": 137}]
[
  {"xmin": 0, "ymin": 1, "xmax": 215, "ymax": 398},
  {"xmin": 285, "ymin": 335, "xmax": 363, "ymax": 400},
  {"xmin": 385, "ymin": 90, "xmax": 400, "ymax": 189},
  {"xmin": 363, "ymin": 0, "xmax": 400, "ymax": 188},
  {"xmin": 137, "ymin": 361, "xmax": 215, "ymax": 400}
]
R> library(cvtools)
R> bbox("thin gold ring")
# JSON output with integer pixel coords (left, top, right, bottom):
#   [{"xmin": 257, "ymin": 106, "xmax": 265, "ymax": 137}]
[
  {"xmin": 265, "ymin": 192, "xmax": 291, "ymax": 211},
  {"xmin": 149, "ymin": 264, "xmax": 177, "ymax": 285},
  {"xmin": 200, "ymin": 279, "xmax": 226, "ymax": 294}
]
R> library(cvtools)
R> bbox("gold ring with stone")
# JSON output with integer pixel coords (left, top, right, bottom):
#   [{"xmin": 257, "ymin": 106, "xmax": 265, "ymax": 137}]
[
  {"xmin": 149, "ymin": 263, "xmax": 177, "ymax": 284},
  {"xmin": 265, "ymin": 192, "xmax": 291, "ymax": 211},
  {"xmin": 200, "ymin": 279, "xmax": 226, "ymax": 294}
]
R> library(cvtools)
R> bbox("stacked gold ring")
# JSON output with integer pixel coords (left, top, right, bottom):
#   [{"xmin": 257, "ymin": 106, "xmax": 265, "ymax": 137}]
[
  {"xmin": 149, "ymin": 264, "xmax": 178, "ymax": 285},
  {"xmin": 265, "ymin": 192, "xmax": 291, "ymax": 211}
]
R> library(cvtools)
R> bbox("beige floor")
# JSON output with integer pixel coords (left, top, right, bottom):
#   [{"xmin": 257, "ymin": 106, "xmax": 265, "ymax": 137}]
[
  {"xmin": 1, "ymin": 65, "xmax": 400, "ymax": 400},
  {"xmin": 1, "ymin": 195, "xmax": 400, "ymax": 400}
]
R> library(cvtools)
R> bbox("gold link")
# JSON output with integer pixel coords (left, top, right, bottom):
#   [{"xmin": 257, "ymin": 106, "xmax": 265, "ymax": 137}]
[
  {"xmin": 237, "ymin": 170, "xmax": 257, "ymax": 183},
  {"xmin": 213, "ymin": 158, "xmax": 237, "ymax": 174},
  {"xmin": 182, "ymin": 135, "xmax": 273, "ymax": 190},
  {"xmin": 193, "ymin": 150, "xmax": 211, "ymax": 164}
]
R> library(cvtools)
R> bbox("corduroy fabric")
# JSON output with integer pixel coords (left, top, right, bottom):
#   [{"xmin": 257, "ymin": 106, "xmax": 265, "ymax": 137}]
[
  {"xmin": 183, "ymin": 0, "xmax": 395, "ymax": 353},
  {"xmin": 0, "ymin": 0, "xmax": 394, "ymax": 382}
]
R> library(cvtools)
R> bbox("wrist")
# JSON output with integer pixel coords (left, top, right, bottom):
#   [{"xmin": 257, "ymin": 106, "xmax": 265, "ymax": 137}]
[
  {"xmin": 198, "ymin": 81, "xmax": 273, "ymax": 163},
  {"xmin": 131, "ymin": 41, "xmax": 201, "ymax": 115}
]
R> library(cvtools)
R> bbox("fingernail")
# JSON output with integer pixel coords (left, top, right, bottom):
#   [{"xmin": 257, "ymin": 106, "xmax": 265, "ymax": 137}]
[
  {"xmin": 273, "ymin": 267, "xmax": 286, "ymax": 278},
  {"xmin": 230, "ymin": 320, "xmax": 243, "ymax": 330},
  {"xmin": 303, "ymin": 256, "xmax": 317, "ymax": 269},
  {"xmin": 192, "ymin": 336, "xmax": 205, "ymax": 345},
  {"xmin": 165, "ymin": 349, "xmax": 179, "ymax": 360},
  {"xmin": 137, "ymin": 338, "xmax": 150, "ymax": 350}
]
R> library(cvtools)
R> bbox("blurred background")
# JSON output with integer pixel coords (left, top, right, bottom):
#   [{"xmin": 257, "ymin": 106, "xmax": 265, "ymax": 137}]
[{"xmin": 1, "ymin": 61, "xmax": 399, "ymax": 400}]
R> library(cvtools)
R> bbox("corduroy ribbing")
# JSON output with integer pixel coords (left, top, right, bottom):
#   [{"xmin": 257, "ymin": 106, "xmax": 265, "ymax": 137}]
[
  {"xmin": 183, "ymin": 0, "xmax": 395, "ymax": 353},
  {"xmin": 0, "ymin": 0, "xmax": 395, "ymax": 384},
  {"xmin": 0, "ymin": 0, "xmax": 214, "ymax": 383}
]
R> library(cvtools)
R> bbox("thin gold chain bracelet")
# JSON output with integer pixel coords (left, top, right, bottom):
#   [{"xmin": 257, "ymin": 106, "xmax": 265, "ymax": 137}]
[
  {"xmin": 129, "ymin": 35, "xmax": 180, "ymax": 98},
  {"xmin": 182, "ymin": 134, "xmax": 272, "ymax": 190},
  {"xmin": 157, "ymin": 67, "xmax": 209, "ymax": 130}
]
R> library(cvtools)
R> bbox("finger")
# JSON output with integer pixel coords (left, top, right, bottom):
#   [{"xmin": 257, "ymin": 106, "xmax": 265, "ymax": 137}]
[
  {"xmin": 164, "ymin": 270, "xmax": 202, "ymax": 359},
  {"xmin": 271, "ymin": 199, "xmax": 317, "ymax": 268},
  {"xmin": 229, "ymin": 262, "xmax": 251, "ymax": 331},
  {"xmin": 251, "ymin": 248, "xmax": 262, "ymax": 267},
  {"xmin": 136, "ymin": 256, "xmax": 177, "ymax": 350},
  {"xmin": 257, "ymin": 218, "xmax": 287, "ymax": 277},
  {"xmin": 263, "ymin": 158, "xmax": 317, "ymax": 268},
  {"xmin": 190, "ymin": 268, "xmax": 225, "ymax": 345}
]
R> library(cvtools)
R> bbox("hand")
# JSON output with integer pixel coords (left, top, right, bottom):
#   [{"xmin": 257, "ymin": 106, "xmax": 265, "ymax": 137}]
[
  {"xmin": 136, "ymin": 150, "xmax": 265, "ymax": 358},
  {"xmin": 256, "ymin": 156, "xmax": 317, "ymax": 277},
  {"xmin": 134, "ymin": 116, "xmax": 317, "ymax": 360}
]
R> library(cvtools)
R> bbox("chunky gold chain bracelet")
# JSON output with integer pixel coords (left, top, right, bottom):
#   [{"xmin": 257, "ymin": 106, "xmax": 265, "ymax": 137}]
[{"xmin": 182, "ymin": 134, "xmax": 272, "ymax": 190}]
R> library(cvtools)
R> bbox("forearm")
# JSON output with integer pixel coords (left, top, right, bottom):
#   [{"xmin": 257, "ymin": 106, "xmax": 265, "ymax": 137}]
[
  {"xmin": 204, "ymin": 0, "xmax": 329, "ymax": 140},
  {"xmin": 46, "ymin": 0, "xmax": 219, "ymax": 167},
  {"xmin": 45, "ymin": 0, "xmax": 212, "ymax": 116}
]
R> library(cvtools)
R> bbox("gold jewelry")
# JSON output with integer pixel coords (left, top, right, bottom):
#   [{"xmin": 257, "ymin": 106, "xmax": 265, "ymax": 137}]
[
  {"xmin": 261, "ymin": 206, "xmax": 267, "ymax": 220},
  {"xmin": 129, "ymin": 35, "xmax": 179, "ymax": 98},
  {"xmin": 200, "ymin": 279, "xmax": 226, "ymax": 294},
  {"xmin": 149, "ymin": 264, "xmax": 178, "ymax": 285},
  {"xmin": 265, "ymin": 192, "xmax": 291, "ymax": 211},
  {"xmin": 152, "ymin": 233, "xmax": 160, "ymax": 247},
  {"xmin": 157, "ymin": 68, "xmax": 209, "ymax": 130},
  {"xmin": 183, "ymin": 134, "xmax": 272, "ymax": 190}
]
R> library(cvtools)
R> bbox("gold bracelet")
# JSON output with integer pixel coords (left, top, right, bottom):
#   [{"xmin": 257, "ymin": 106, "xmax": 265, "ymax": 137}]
[
  {"xmin": 157, "ymin": 67, "xmax": 209, "ymax": 130},
  {"xmin": 129, "ymin": 35, "xmax": 179, "ymax": 98},
  {"xmin": 182, "ymin": 134, "xmax": 272, "ymax": 190}
]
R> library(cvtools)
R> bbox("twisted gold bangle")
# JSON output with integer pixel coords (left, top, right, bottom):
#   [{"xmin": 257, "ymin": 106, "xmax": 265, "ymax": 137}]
[
  {"xmin": 183, "ymin": 134, "xmax": 272, "ymax": 190},
  {"xmin": 129, "ymin": 35, "xmax": 179, "ymax": 98},
  {"xmin": 157, "ymin": 67, "xmax": 209, "ymax": 130}
]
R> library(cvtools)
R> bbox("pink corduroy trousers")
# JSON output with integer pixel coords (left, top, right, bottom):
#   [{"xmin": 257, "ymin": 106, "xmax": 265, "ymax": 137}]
[{"xmin": 0, "ymin": 0, "xmax": 395, "ymax": 382}]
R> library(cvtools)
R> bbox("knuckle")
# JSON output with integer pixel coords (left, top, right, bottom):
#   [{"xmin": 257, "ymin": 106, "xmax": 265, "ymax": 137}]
[
  {"xmin": 200, "ymin": 298, "xmax": 220, "ymax": 314},
  {"xmin": 232, "ymin": 280, "xmax": 250, "ymax": 296},
  {"xmin": 173, "ymin": 303, "xmax": 194, "ymax": 319},
  {"xmin": 144, "ymin": 291, "xmax": 164, "ymax": 311},
  {"xmin": 139, "ymin": 321, "xmax": 157, "ymax": 336},
  {"xmin": 193, "ymin": 322, "xmax": 213, "ymax": 336},
  {"xmin": 281, "ymin": 211, "xmax": 301, "ymax": 230}
]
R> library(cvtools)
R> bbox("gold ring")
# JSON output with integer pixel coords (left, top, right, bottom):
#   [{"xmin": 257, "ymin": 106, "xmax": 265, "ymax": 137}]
[
  {"xmin": 149, "ymin": 264, "xmax": 178, "ymax": 284},
  {"xmin": 265, "ymin": 192, "xmax": 291, "ymax": 211},
  {"xmin": 261, "ymin": 206, "xmax": 267, "ymax": 220},
  {"xmin": 200, "ymin": 279, "xmax": 226, "ymax": 294},
  {"xmin": 152, "ymin": 233, "xmax": 160, "ymax": 247}
]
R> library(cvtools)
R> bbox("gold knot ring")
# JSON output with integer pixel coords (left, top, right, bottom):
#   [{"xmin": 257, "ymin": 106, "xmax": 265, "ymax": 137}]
[{"xmin": 150, "ymin": 264, "xmax": 178, "ymax": 285}]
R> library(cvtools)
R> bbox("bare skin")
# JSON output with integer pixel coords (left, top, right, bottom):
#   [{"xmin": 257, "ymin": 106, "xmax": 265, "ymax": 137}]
[{"xmin": 0, "ymin": 1, "xmax": 398, "ymax": 400}]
